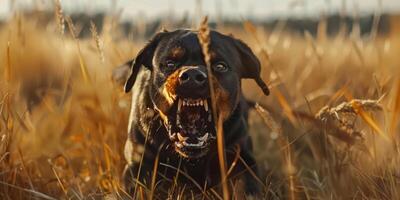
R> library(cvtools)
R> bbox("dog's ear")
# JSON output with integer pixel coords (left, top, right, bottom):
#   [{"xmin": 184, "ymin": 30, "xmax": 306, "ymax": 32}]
[
  {"xmin": 124, "ymin": 32, "xmax": 168, "ymax": 93},
  {"xmin": 232, "ymin": 38, "xmax": 270, "ymax": 96}
]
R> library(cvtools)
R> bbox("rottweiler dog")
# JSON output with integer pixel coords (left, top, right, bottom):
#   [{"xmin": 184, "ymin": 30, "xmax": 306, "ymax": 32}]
[{"xmin": 121, "ymin": 29, "xmax": 269, "ymax": 198}]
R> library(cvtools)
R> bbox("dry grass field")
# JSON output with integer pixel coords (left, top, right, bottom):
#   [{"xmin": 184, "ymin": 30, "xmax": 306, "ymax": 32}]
[{"xmin": 0, "ymin": 6, "xmax": 399, "ymax": 200}]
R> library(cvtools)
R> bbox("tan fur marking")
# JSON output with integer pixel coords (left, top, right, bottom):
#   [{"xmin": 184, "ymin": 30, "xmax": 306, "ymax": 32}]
[
  {"xmin": 169, "ymin": 47, "xmax": 185, "ymax": 59},
  {"xmin": 161, "ymin": 69, "xmax": 181, "ymax": 104},
  {"xmin": 209, "ymin": 51, "xmax": 217, "ymax": 61},
  {"xmin": 154, "ymin": 107, "xmax": 169, "ymax": 125},
  {"xmin": 212, "ymin": 75, "xmax": 232, "ymax": 121}
]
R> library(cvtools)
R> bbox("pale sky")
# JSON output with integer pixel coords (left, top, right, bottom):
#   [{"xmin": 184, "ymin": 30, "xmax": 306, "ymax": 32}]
[{"xmin": 1, "ymin": 0, "xmax": 400, "ymax": 21}]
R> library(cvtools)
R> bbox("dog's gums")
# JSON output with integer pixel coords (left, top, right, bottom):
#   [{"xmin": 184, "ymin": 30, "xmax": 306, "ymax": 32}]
[{"xmin": 165, "ymin": 98, "xmax": 216, "ymax": 158}]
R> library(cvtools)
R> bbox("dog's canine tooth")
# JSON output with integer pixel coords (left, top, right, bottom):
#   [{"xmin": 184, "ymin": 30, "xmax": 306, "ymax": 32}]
[
  {"xmin": 203, "ymin": 100, "xmax": 208, "ymax": 111},
  {"xmin": 169, "ymin": 132, "xmax": 177, "ymax": 139},
  {"xmin": 198, "ymin": 133, "xmax": 209, "ymax": 141},
  {"xmin": 177, "ymin": 133, "xmax": 188, "ymax": 141},
  {"xmin": 200, "ymin": 100, "xmax": 203, "ymax": 106},
  {"xmin": 175, "ymin": 142, "xmax": 183, "ymax": 148}
]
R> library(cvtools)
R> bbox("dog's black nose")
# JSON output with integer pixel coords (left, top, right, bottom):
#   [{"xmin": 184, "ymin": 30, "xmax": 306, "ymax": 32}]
[
  {"xmin": 177, "ymin": 67, "xmax": 209, "ymax": 98},
  {"xmin": 179, "ymin": 68, "xmax": 207, "ymax": 86}
]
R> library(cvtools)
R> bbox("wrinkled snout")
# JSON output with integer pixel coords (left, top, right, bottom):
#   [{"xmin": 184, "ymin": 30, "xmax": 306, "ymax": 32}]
[{"xmin": 177, "ymin": 66, "xmax": 209, "ymax": 98}]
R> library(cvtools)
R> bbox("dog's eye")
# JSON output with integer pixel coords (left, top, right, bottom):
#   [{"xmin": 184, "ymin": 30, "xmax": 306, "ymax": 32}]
[
  {"xmin": 213, "ymin": 62, "xmax": 228, "ymax": 72},
  {"xmin": 166, "ymin": 60, "xmax": 176, "ymax": 68}
]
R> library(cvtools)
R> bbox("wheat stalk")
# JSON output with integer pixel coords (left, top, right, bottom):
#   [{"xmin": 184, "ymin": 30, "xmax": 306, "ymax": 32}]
[
  {"xmin": 5, "ymin": 41, "xmax": 11, "ymax": 84},
  {"xmin": 90, "ymin": 21, "xmax": 105, "ymax": 63},
  {"xmin": 197, "ymin": 16, "xmax": 229, "ymax": 200},
  {"xmin": 65, "ymin": 16, "xmax": 90, "ymax": 83},
  {"xmin": 54, "ymin": 0, "xmax": 65, "ymax": 36},
  {"xmin": 316, "ymin": 99, "xmax": 384, "ymax": 140},
  {"xmin": 254, "ymin": 104, "xmax": 298, "ymax": 200}
]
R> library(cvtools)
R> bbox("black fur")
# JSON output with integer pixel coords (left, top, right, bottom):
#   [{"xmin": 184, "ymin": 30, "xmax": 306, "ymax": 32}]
[{"xmin": 121, "ymin": 29, "xmax": 269, "ymax": 198}]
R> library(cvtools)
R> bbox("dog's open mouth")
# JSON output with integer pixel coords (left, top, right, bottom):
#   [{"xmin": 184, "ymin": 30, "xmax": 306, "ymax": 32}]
[{"xmin": 165, "ymin": 98, "xmax": 216, "ymax": 158}]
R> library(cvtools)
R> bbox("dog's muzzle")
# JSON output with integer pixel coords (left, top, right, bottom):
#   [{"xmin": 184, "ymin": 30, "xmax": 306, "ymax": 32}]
[
  {"xmin": 163, "ymin": 66, "xmax": 216, "ymax": 158},
  {"xmin": 177, "ymin": 67, "xmax": 208, "ymax": 99}
]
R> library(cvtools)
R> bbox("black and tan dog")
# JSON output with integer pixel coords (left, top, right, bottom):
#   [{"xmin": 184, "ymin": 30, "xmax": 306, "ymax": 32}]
[{"xmin": 120, "ymin": 29, "xmax": 269, "ymax": 198}]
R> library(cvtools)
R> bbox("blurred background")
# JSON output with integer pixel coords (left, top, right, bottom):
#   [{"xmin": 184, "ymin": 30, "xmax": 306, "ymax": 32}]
[
  {"xmin": 1, "ymin": 0, "xmax": 400, "ymax": 37},
  {"xmin": 0, "ymin": 0, "xmax": 400, "ymax": 199}
]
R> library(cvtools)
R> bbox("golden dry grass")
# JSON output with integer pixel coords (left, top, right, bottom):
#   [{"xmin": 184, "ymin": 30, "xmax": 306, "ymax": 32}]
[{"xmin": 0, "ymin": 9, "xmax": 400, "ymax": 199}]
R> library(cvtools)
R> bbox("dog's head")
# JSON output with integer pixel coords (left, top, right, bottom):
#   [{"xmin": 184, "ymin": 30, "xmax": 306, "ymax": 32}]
[{"xmin": 124, "ymin": 29, "xmax": 269, "ymax": 159}]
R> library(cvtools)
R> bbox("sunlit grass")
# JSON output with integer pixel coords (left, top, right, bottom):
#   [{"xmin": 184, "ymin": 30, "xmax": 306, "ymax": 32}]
[{"xmin": 0, "ymin": 8, "xmax": 399, "ymax": 199}]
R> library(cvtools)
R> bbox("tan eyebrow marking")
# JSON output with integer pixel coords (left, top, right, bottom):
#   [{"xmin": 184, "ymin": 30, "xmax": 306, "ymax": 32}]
[
  {"xmin": 169, "ymin": 46, "xmax": 185, "ymax": 59},
  {"xmin": 209, "ymin": 51, "xmax": 217, "ymax": 60}
]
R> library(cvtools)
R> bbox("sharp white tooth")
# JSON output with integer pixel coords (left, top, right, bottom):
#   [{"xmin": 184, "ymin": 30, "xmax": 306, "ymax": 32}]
[
  {"xmin": 183, "ymin": 141, "xmax": 205, "ymax": 147},
  {"xmin": 168, "ymin": 129, "xmax": 172, "ymax": 136},
  {"xmin": 204, "ymin": 100, "xmax": 208, "ymax": 111},
  {"xmin": 200, "ymin": 100, "xmax": 203, "ymax": 106},
  {"xmin": 196, "ymin": 102, "xmax": 199, "ymax": 106},
  {"xmin": 177, "ymin": 133, "xmax": 188, "ymax": 141},
  {"xmin": 175, "ymin": 142, "xmax": 183, "ymax": 148},
  {"xmin": 198, "ymin": 133, "xmax": 209, "ymax": 141}
]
